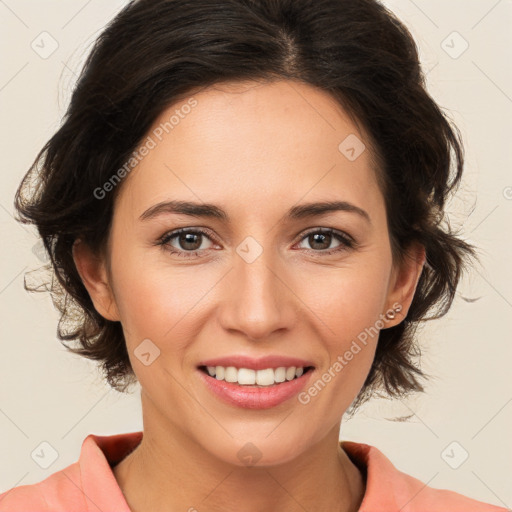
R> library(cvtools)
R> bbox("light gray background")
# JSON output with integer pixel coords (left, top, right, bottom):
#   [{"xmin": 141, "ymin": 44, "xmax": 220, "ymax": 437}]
[{"xmin": 0, "ymin": 0, "xmax": 511, "ymax": 507}]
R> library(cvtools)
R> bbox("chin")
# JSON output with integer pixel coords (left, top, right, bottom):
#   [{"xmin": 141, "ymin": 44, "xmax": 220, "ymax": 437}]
[{"xmin": 200, "ymin": 431, "xmax": 314, "ymax": 468}]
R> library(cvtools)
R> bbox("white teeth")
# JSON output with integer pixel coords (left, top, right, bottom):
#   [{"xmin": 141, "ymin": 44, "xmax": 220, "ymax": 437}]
[
  {"xmin": 205, "ymin": 365, "xmax": 308, "ymax": 386},
  {"xmin": 256, "ymin": 368, "xmax": 275, "ymax": 386},
  {"xmin": 274, "ymin": 367, "xmax": 286, "ymax": 383},
  {"xmin": 238, "ymin": 368, "xmax": 256, "ymax": 385},
  {"xmin": 224, "ymin": 366, "xmax": 238, "ymax": 383},
  {"xmin": 286, "ymin": 366, "xmax": 296, "ymax": 381}
]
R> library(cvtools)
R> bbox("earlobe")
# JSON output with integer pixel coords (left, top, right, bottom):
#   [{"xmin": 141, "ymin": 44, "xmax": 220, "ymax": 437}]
[
  {"xmin": 383, "ymin": 243, "xmax": 426, "ymax": 328},
  {"xmin": 72, "ymin": 239, "xmax": 120, "ymax": 322}
]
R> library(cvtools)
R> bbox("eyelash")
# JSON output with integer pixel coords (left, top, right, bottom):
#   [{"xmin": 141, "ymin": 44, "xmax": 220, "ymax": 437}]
[{"xmin": 156, "ymin": 227, "xmax": 357, "ymax": 259}]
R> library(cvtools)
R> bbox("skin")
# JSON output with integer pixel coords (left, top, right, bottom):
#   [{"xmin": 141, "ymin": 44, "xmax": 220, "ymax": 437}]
[{"xmin": 73, "ymin": 79, "xmax": 425, "ymax": 512}]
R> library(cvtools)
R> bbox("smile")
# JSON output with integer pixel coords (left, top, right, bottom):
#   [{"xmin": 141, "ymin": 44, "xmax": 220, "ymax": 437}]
[
  {"xmin": 196, "ymin": 356, "xmax": 315, "ymax": 409},
  {"xmin": 199, "ymin": 365, "xmax": 313, "ymax": 387}
]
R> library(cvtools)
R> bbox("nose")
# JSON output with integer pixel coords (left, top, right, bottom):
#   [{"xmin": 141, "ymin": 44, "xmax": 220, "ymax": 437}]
[{"xmin": 216, "ymin": 247, "xmax": 298, "ymax": 342}]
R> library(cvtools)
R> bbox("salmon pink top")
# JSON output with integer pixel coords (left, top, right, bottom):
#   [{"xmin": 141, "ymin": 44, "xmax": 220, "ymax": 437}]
[{"xmin": 0, "ymin": 431, "xmax": 507, "ymax": 511}]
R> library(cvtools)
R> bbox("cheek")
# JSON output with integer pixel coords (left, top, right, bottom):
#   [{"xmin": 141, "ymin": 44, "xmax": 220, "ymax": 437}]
[
  {"xmin": 109, "ymin": 247, "xmax": 218, "ymax": 351},
  {"xmin": 293, "ymin": 257, "xmax": 391, "ymax": 405},
  {"xmin": 297, "ymin": 278, "xmax": 381, "ymax": 419},
  {"xmin": 297, "ymin": 259, "xmax": 391, "ymax": 342}
]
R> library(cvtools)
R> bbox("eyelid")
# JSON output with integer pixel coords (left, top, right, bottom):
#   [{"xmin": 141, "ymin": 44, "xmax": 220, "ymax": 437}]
[
  {"xmin": 295, "ymin": 226, "xmax": 355, "ymax": 246},
  {"xmin": 158, "ymin": 226, "xmax": 218, "ymax": 244}
]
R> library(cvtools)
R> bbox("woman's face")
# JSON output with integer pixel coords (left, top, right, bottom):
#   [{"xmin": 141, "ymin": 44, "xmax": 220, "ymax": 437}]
[{"xmin": 78, "ymin": 79, "xmax": 423, "ymax": 466}]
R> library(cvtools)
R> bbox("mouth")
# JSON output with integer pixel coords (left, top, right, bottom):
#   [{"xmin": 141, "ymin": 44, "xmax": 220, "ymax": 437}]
[
  {"xmin": 198, "ymin": 365, "xmax": 315, "ymax": 387},
  {"xmin": 196, "ymin": 360, "xmax": 316, "ymax": 409}
]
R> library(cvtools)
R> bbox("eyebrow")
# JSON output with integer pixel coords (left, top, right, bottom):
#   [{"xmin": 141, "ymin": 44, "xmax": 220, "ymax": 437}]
[{"xmin": 139, "ymin": 199, "xmax": 371, "ymax": 224}]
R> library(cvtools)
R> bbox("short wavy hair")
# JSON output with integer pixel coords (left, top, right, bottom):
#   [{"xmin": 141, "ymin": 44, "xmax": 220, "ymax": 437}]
[{"xmin": 15, "ymin": 0, "xmax": 474, "ymax": 411}]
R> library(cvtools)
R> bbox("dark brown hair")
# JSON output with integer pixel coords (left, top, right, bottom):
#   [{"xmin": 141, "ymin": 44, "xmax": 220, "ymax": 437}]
[{"xmin": 14, "ymin": 0, "xmax": 474, "ymax": 410}]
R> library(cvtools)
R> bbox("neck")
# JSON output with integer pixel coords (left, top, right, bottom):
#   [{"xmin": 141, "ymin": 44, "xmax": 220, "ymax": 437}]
[{"xmin": 113, "ymin": 406, "xmax": 365, "ymax": 512}]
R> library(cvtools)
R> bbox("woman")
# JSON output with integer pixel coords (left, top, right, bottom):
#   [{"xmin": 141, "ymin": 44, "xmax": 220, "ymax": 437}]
[{"xmin": 0, "ymin": 0, "xmax": 507, "ymax": 510}]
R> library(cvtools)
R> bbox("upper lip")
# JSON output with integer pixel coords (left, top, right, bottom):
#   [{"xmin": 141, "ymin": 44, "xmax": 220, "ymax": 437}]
[{"xmin": 197, "ymin": 355, "xmax": 315, "ymax": 371}]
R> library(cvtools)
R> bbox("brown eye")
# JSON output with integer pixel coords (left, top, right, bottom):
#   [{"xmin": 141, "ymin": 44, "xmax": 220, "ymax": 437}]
[
  {"xmin": 176, "ymin": 232, "xmax": 203, "ymax": 251},
  {"xmin": 307, "ymin": 232, "xmax": 333, "ymax": 250},
  {"xmin": 296, "ymin": 228, "xmax": 355, "ymax": 255},
  {"xmin": 157, "ymin": 228, "xmax": 216, "ymax": 258}
]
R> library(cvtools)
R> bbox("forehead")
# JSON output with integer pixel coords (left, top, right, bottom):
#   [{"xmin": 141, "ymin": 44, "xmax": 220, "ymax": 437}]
[{"xmin": 116, "ymin": 79, "xmax": 382, "ymax": 219}]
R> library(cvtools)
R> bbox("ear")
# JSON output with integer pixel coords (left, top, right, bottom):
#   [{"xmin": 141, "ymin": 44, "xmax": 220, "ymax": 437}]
[
  {"xmin": 72, "ymin": 239, "xmax": 120, "ymax": 322},
  {"xmin": 383, "ymin": 242, "xmax": 426, "ymax": 328}
]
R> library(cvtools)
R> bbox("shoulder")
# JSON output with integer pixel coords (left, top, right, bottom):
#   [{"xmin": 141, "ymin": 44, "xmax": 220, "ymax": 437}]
[
  {"xmin": 389, "ymin": 472, "xmax": 509, "ymax": 512},
  {"xmin": 0, "ymin": 462, "xmax": 84, "ymax": 511},
  {"xmin": 0, "ymin": 431, "xmax": 140, "ymax": 511},
  {"xmin": 341, "ymin": 440, "xmax": 509, "ymax": 512},
  {"xmin": 0, "ymin": 486, "xmax": 47, "ymax": 511}
]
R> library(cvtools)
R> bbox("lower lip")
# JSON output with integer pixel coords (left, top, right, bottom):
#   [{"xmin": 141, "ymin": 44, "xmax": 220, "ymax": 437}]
[{"xmin": 197, "ymin": 369, "xmax": 313, "ymax": 409}]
